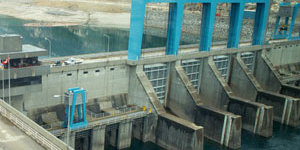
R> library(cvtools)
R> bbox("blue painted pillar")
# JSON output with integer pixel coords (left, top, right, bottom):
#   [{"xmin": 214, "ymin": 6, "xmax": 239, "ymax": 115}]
[
  {"xmin": 82, "ymin": 92, "xmax": 87, "ymax": 122},
  {"xmin": 274, "ymin": 16, "xmax": 280, "ymax": 35},
  {"xmin": 128, "ymin": 0, "xmax": 146, "ymax": 60},
  {"xmin": 77, "ymin": 105, "xmax": 81, "ymax": 120},
  {"xmin": 70, "ymin": 94, "xmax": 77, "ymax": 125},
  {"xmin": 252, "ymin": 2, "xmax": 270, "ymax": 45},
  {"xmin": 199, "ymin": 3, "xmax": 217, "ymax": 51},
  {"xmin": 227, "ymin": 3, "xmax": 245, "ymax": 48},
  {"xmin": 166, "ymin": 2, "xmax": 184, "ymax": 55},
  {"xmin": 284, "ymin": 17, "xmax": 289, "ymax": 35}
]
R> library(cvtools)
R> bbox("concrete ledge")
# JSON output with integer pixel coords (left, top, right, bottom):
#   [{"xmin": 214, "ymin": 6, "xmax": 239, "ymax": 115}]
[
  {"xmin": 257, "ymin": 91, "xmax": 300, "ymax": 127},
  {"xmin": 194, "ymin": 105, "xmax": 241, "ymax": 149},
  {"xmin": 207, "ymin": 56, "xmax": 273, "ymax": 137},
  {"xmin": 236, "ymin": 53, "xmax": 300, "ymax": 127},
  {"xmin": 169, "ymin": 62, "xmax": 242, "ymax": 149},
  {"xmin": 136, "ymin": 71, "xmax": 166, "ymax": 114},
  {"xmin": 228, "ymin": 96, "xmax": 273, "ymax": 137},
  {"xmin": 157, "ymin": 113, "xmax": 203, "ymax": 150},
  {"xmin": 281, "ymin": 84, "xmax": 300, "ymax": 98}
]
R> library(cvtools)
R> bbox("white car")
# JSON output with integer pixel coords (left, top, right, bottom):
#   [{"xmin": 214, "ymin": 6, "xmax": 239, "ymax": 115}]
[{"xmin": 64, "ymin": 57, "xmax": 83, "ymax": 65}]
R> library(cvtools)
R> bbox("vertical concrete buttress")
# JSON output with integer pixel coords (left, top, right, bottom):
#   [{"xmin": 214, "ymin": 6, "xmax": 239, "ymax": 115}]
[
  {"xmin": 168, "ymin": 60, "xmax": 242, "ymax": 149},
  {"xmin": 91, "ymin": 126, "xmax": 105, "ymax": 150},
  {"xmin": 60, "ymin": 131, "xmax": 76, "ymax": 149},
  {"xmin": 117, "ymin": 120, "xmax": 133, "ymax": 149}
]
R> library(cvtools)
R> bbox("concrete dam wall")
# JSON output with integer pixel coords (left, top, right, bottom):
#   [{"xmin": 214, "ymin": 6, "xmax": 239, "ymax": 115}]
[{"xmin": 4, "ymin": 39, "xmax": 300, "ymax": 150}]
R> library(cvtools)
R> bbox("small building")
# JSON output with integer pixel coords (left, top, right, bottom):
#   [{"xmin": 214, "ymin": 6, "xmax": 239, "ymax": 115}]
[{"xmin": 0, "ymin": 34, "xmax": 50, "ymax": 111}]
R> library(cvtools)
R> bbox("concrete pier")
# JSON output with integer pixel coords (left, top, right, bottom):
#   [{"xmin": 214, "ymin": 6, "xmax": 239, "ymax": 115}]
[
  {"xmin": 108, "ymin": 130, "xmax": 118, "ymax": 147},
  {"xmin": 194, "ymin": 105, "xmax": 241, "ymax": 149},
  {"xmin": 228, "ymin": 97, "xmax": 273, "ymax": 137},
  {"xmin": 156, "ymin": 113, "xmax": 203, "ymax": 150},
  {"xmin": 200, "ymin": 56, "xmax": 273, "ymax": 137},
  {"xmin": 167, "ymin": 61, "xmax": 202, "ymax": 122},
  {"xmin": 128, "ymin": 65, "xmax": 166, "ymax": 114},
  {"xmin": 60, "ymin": 131, "xmax": 76, "ymax": 148},
  {"xmin": 117, "ymin": 120, "xmax": 133, "ymax": 149},
  {"xmin": 133, "ymin": 115, "xmax": 155, "ymax": 142},
  {"xmin": 127, "ymin": 64, "xmax": 205, "ymax": 149},
  {"xmin": 91, "ymin": 126, "xmax": 105, "ymax": 150},
  {"xmin": 167, "ymin": 61, "xmax": 242, "ymax": 149},
  {"xmin": 232, "ymin": 53, "xmax": 300, "ymax": 127}
]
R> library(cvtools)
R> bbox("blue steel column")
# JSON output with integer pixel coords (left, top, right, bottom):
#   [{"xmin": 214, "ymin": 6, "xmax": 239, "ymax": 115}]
[
  {"xmin": 77, "ymin": 105, "xmax": 81, "ymax": 120},
  {"xmin": 273, "ymin": 16, "xmax": 280, "ymax": 36},
  {"xmin": 284, "ymin": 17, "xmax": 289, "ymax": 35},
  {"xmin": 70, "ymin": 93, "xmax": 77, "ymax": 126},
  {"xmin": 166, "ymin": 2, "xmax": 184, "ymax": 55},
  {"xmin": 82, "ymin": 92, "xmax": 87, "ymax": 122},
  {"xmin": 252, "ymin": 2, "xmax": 270, "ymax": 45},
  {"xmin": 199, "ymin": 3, "xmax": 217, "ymax": 51},
  {"xmin": 128, "ymin": 0, "xmax": 146, "ymax": 60},
  {"xmin": 227, "ymin": 2, "xmax": 245, "ymax": 48}
]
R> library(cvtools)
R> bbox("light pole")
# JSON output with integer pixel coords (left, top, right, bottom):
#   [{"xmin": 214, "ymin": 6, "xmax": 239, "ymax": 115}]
[
  {"xmin": 53, "ymin": 94, "xmax": 71, "ymax": 150},
  {"xmin": 103, "ymin": 34, "xmax": 110, "ymax": 52},
  {"xmin": 45, "ymin": 38, "xmax": 52, "ymax": 57}
]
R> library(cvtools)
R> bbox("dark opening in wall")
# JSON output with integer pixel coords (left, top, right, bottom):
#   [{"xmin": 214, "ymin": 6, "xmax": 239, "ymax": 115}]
[
  {"xmin": 67, "ymin": 73, "xmax": 72, "ymax": 76},
  {"xmin": 83, "ymin": 71, "xmax": 88, "ymax": 74},
  {"xmin": 95, "ymin": 69, "xmax": 100, "ymax": 73},
  {"xmin": 0, "ymin": 76, "xmax": 42, "ymax": 89}
]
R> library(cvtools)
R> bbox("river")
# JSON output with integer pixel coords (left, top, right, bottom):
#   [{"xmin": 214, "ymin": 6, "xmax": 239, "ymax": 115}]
[{"xmin": 0, "ymin": 15, "xmax": 193, "ymax": 58}]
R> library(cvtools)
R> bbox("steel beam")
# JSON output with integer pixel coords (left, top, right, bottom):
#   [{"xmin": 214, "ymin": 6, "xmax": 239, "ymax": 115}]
[
  {"xmin": 199, "ymin": 3, "xmax": 217, "ymax": 51},
  {"xmin": 166, "ymin": 3, "xmax": 184, "ymax": 55},
  {"xmin": 128, "ymin": 1, "xmax": 146, "ymax": 60},
  {"xmin": 128, "ymin": 0, "xmax": 271, "ymax": 61},
  {"xmin": 252, "ymin": 3, "xmax": 270, "ymax": 45},
  {"xmin": 227, "ymin": 3, "xmax": 245, "ymax": 48}
]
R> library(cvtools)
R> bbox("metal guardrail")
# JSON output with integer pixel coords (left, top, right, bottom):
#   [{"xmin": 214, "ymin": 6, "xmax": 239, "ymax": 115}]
[
  {"xmin": 86, "ymin": 106, "xmax": 139, "ymax": 120},
  {"xmin": 42, "ymin": 106, "xmax": 140, "ymax": 130},
  {"xmin": 42, "ymin": 121, "xmax": 64, "ymax": 130},
  {"xmin": 50, "ymin": 109, "xmax": 148, "ymax": 136},
  {"xmin": 0, "ymin": 100, "xmax": 73, "ymax": 150}
]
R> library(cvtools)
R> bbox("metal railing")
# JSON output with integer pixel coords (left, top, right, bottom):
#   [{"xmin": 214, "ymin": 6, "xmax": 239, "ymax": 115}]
[
  {"xmin": 50, "ymin": 108, "xmax": 148, "ymax": 136},
  {"xmin": 0, "ymin": 100, "xmax": 73, "ymax": 150},
  {"xmin": 42, "ymin": 121, "xmax": 64, "ymax": 130},
  {"xmin": 86, "ymin": 106, "xmax": 139, "ymax": 120}
]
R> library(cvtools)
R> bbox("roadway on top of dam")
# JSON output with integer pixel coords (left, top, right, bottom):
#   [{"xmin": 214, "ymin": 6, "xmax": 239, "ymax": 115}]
[
  {"xmin": 0, "ymin": 115, "xmax": 45, "ymax": 150},
  {"xmin": 41, "ymin": 39, "xmax": 287, "ymax": 67}
]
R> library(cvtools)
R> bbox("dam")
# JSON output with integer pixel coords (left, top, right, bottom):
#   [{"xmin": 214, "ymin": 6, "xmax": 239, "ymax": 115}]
[{"xmin": 0, "ymin": 0, "xmax": 300, "ymax": 150}]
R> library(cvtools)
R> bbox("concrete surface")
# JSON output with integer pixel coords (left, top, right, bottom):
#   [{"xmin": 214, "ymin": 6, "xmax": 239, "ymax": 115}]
[
  {"xmin": 0, "ymin": 115, "xmax": 45, "ymax": 150},
  {"xmin": 117, "ymin": 120, "xmax": 132, "ymax": 149},
  {"xmin": 157, "ymin": 113, "xmax": 203, "ymax": 150},
  {"xmin": 91, "ymin": 126, "xmax": 105, "ymax": 150}
]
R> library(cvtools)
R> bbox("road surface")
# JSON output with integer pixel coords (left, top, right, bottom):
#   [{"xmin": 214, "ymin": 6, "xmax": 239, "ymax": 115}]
[{"xmin": 0, "ymin": 115, "xmax": 45, "ymax": 150}]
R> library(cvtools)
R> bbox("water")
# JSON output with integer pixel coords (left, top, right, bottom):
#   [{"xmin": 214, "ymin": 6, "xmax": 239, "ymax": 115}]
[
  {"xmin": 103, "ymin": 122, "xmax": 300, "ymax": 150},
  {"xmin": 205, "ymin": 122, "xmax": 300, "ymax": 150},
  {"xmin": 0, "ymin": 15, "xmax": 191, "ymax": 58},
  {"xmin": 1, "ymin": 15, "xmax": 300, "ymax": 150}
]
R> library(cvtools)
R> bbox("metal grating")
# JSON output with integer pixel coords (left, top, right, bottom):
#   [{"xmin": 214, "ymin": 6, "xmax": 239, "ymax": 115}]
[
  {"xmin": 213, "ymin": 55, "xmax": 229, "ymax": 79},
  {"xmin": 241, "ymin": 52, "xmax": 255, "ymax": 72},
  {"xmin": 144, "ymin": 63, "xmax": 168, "ymax": 104},
  {"xmin": 182, "ymin": 59, "xmax": 201, "ymax": 90}
]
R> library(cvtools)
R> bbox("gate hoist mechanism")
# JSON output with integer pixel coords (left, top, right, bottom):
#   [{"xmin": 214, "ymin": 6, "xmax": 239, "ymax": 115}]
[
  {"xmin": 273, "ymin": 3, "xmax": 300, "ymax": 40},
  {"xmin": 63, "ymin": 87, "xmax": 88, "ymax": 129}
]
